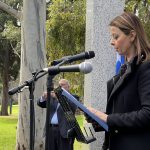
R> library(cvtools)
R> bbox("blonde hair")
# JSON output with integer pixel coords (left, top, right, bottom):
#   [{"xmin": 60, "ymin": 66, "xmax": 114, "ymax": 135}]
[{"xmin": 109, "ymin": 12, "xmax": 150, "ymax": 63}]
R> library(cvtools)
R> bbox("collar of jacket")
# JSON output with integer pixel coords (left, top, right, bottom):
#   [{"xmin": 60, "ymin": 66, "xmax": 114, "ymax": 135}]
[{"xmin": 107, "ymin": 56, "xmax": 139, "ymax": 104}]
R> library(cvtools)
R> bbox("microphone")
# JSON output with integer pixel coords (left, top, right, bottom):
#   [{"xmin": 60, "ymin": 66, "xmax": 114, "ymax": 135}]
[
  {"xmin": 43, "ymin": 62, "xmax": 93, "ymax": 74},
  {"xmin": 51, "ymin": 51, "xmax": 95, "ymax": 65},
  {"xmin": 8, "ymin": 86, "xmax": 28, "ymax": 95}
]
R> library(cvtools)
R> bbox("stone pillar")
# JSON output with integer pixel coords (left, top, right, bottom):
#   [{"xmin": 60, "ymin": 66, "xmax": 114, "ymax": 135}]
[{"xmin": 84, "ymin": 0, "xmax": 125, "ymax": 150}]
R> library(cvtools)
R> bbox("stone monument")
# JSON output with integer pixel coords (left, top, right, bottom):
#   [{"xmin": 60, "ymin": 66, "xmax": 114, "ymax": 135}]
[{"xmin": 84, "ymin": 0, "xmax": 125, "ymax": 149}]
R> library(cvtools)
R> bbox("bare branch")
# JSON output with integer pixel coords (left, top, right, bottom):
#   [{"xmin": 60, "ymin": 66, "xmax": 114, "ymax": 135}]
[
  {"xmin": 10, "ymin": 42, "xmax": 21, "ymax": 59},
  {"xmin": 0, "ymin": 1, "xmax": 21, "ymax": 20}
]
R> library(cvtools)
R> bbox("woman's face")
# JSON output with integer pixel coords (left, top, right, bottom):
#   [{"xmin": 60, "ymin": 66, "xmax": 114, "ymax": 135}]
[{"xmin": 110, "ymin": 26, "xmax": 136, "ymax": 60}]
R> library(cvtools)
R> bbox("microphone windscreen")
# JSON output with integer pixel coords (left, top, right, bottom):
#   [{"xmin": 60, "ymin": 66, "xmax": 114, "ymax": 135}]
[{"xmin": 79, "ymin": 62, "xmax": 93, "ymax": 74}]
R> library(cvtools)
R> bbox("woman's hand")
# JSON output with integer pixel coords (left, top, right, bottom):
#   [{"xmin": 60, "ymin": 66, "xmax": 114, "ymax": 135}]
[{"xmin": 88, "ymin": 107, "xmax": 108, "ymax": 123}]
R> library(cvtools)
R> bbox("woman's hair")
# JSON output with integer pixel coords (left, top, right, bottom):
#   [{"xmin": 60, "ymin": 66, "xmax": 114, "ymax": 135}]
[{"xmin": 109, "ymin": 12, "xmax": 150, "ymax": 63}]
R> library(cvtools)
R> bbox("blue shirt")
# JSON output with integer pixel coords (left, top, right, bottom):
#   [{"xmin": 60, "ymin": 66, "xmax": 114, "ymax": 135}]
[
  {"xmin": 50, "ymin": 103, "xmax": 60, "ymax": 124},
  {"xmin": 40, "ymin": 96, "xmax": 60, "ymax": 125}
]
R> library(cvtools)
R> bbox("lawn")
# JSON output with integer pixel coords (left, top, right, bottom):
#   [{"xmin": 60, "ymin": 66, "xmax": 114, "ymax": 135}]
[
  {"xmin": 0, "ymin": 105, "xmax": 18, "ymax": 150},
  {"xmin": 0, "ymin": 105, "xmax": 88, "ymax": 150}
]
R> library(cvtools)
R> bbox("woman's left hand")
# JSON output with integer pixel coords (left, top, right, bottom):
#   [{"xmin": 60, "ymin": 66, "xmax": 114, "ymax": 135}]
[{"xmin": 88, "ymin": 107, "xmax": 108, "ymax": 123}]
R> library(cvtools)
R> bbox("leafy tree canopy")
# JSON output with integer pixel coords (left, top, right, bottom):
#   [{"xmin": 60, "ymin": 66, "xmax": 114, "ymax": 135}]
[
  {"xmin": 125, "ymin": 0, "xmax": 150, "ymax": 40},
  {"xmin": 46, "ymin": 0, "xmax": 86, "ymax": 63},
  {"xmin": 46, "ymin": 0, "xmax": 86, "ymax": 97},
  {"xmin": 0, "ymin": 0, "xmax": 22, "ymax": 81}
]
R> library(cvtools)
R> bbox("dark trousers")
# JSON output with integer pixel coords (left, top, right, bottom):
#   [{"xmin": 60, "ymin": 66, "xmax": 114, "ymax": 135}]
[{"xmin": 48, "ymin": 126, "xmax": 74, "ymax": 150}]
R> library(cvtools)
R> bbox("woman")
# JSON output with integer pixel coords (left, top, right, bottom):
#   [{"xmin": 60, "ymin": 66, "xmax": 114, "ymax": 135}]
[{"xmin": 88, "ymin": 12, "xmax": 150, "ymax": 150}]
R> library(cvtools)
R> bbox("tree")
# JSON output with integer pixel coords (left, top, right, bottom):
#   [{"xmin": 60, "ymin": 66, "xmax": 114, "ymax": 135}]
[
  {"xmin": 0, "ymin": 0, "xmax": 21, "ymax": 115},
  {"xmin": 0, "ymin": 0, "xmax": 47, "ymax": 149},
  {"xmin": 125, "ymin": 0, "xmax": 150, "ymax": 40},
  {"xmin": 0, "ymin": 38, "xmax": 20, "ymax": 115},
  {"xmin": 46, "ymin": 0, "xmax": 86, "ymax": 57},
  {"xmin": 46, "ymin": 0, "xmax": 86, "ymax": 97}
]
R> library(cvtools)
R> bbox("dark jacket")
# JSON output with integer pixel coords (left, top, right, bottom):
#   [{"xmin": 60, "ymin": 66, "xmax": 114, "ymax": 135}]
[
  {"xmin": 37, "ymin": 94, "xmax": 79, "ymax": 138},
  {"xmin": 104, "ymin": 57, "xmax": 150, "ymax": 150}
]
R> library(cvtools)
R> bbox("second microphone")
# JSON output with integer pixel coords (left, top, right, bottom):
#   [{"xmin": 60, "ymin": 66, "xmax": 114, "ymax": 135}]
[{"xmin": 43, "ymin": 62, "xmax": 93, "ymax": 74}]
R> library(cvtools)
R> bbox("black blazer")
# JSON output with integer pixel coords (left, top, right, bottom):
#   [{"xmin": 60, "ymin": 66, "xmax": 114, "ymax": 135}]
[
  {"xmin": 104, "ymin": 57, "xmax": 150, "ymax": 150},
  {"xmin": 37, "ymin": 94, "xmax": 79, "ymax": 138}
]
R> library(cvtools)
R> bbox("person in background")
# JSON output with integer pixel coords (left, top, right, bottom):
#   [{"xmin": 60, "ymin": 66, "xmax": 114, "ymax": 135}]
[
  {"xmin": 87, "ymin": 12, "xmax": 150, "ymax": 150},
  {"xmin": 37, "ymin": 79, "xmax": 79, "ymax": 150}
]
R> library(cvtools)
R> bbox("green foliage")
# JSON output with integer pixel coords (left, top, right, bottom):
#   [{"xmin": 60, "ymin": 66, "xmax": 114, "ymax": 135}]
[
  {"xmin": 0, "ymin": 1, "xmax": 21, "ymax": 81},
  {"xmin": 0, "ymin": 0, "xmax": 22, "ymax": 115},
  {"xmin": 0, "ymin": 0, "xmax": 23, "ymax": 10},
  {"xmin": 2, "ymin": 21, "xmax": 21, "ymax": 61},
  {"xmin": 3, "ymin": 21, "xmax": 21, "ymax": 42},
  {"xmin": 54, "ymin": 72, "xmax": 84, "ymax": 97},
  {"xmin": 0, "ymin": 39, "xmax": 20, "ymax": 81},
  {"xmin": 143, "ymin": 20, "xmax": 150, "ymax": 40},
  {"xmin": 46, "ymin": 0, "xmax": 86, "ymax": 97},
  {"xmin": 46, "ymin": 0, "xmax": 86, "ymax": 60},
  {"xmin": 0, "ymin": 83, "xmax": 2, "ymax": 93},
  {"xmin": 125, "ymin": 0, "xmax": 150, "ymax": 40}
]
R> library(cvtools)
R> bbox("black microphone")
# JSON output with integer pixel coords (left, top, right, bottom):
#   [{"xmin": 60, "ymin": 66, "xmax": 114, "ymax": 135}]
[
  {"xmin": 8, "ymin": 83, "xmax": 27, "ymax": 95},
  {"xmin": 51, "ymin": 51, "xmax": 95, "ymax": 65},
  {"xmin": 43, "ymin": 62, "xmax": 93, "ymax": 74}
]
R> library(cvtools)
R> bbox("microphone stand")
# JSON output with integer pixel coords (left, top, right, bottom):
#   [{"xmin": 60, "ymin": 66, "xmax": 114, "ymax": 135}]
[
  {"xmin": 45, "ymin": 74, "xmax": 55, "ymax": 150},
  {"xmin": 8, "ymin": 71, "xmax": 49, "ymax": 150},
  {"xmin": 29, "ymin": 73, "xmax": 36, "ymax": 150},
  {"xmin": 8, "ymin": 72, "xmax": 39, "ymax": 150},
  {"xmin": 8, "ymin": 60, "xmax": 71, "ymax": 150},
  {"xmin": 45, "ymin": 60, "xmax": 68, "ymax": 150}
]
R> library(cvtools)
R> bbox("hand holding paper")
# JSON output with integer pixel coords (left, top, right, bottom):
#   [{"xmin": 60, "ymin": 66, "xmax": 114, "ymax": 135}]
[{"xmin": 87, "ymin": 107, "xmax": 108, "ymax": 123}]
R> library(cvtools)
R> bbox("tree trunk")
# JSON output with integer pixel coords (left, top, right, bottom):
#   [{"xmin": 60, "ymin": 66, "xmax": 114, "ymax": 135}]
[
  {"xmin": 1, "ymin": 45, "xmax": 9, "ymax": 116},
  {"xmin": 16, "ymin": 0, "xmax": 46, "ymax": 149}
]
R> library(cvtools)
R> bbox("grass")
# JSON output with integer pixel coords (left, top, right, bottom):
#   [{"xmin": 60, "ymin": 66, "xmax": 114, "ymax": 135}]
[
  {"xmin": 0, "ymin": 105, "xmax": 87, "ymax": 150},
  {"xmin": 74, "ymin": 115, "xmax": 84, "ymax": 150},
  {"xmin": 0, "ymin": 105, "xmax": 18, "ymax": 150}
]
